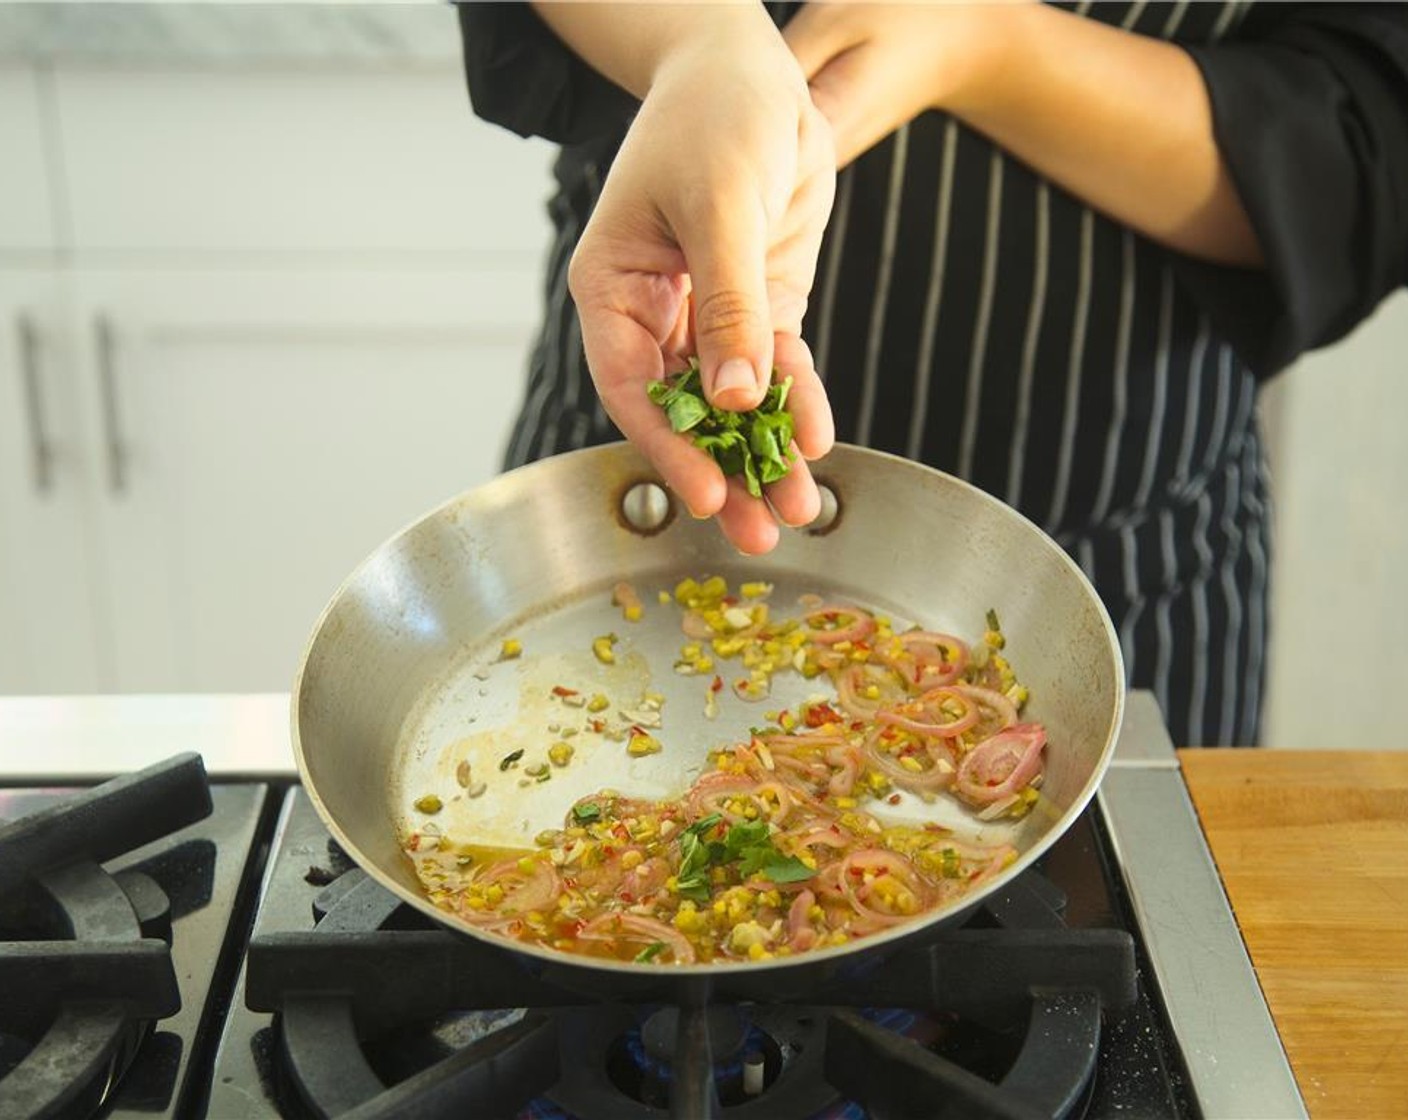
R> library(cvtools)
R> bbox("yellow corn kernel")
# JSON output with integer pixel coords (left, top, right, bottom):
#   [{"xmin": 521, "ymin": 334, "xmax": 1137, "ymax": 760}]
[
  {"xmin": 808, "ymin": 904, "xmax": 825, "ymax": 922},
  {"xmin": 465, "ymin": 896, "xmax": 487, "ymax": 911},
  {"xmin": 517, "ymin": 856, "xmax": 537, "ymax": 874},
  {"xmin": 413, "ymin": 794, "xmax": 442, "ymax": 815},
  {"xmin": 627, "ymin": 731, "xmax": 662, "ymax": 756},
  {"xmin": 620, "ymin": 849, "xmax": 644, "ymax": 871},
  {"xmin": 699, "ymin": 576, "xmax": 728, "ymax": 601},
  {"xmin": 548, "ymin": 741, "xmax": 575, "ymax": 767},
  {"xmin": 674, "ymin": 578, "xmax": 700, "ymax": 604},
  {"xmin": 586, "ymin": 693, "xmax": 610, "ymax": 713},
  {"xmin": 658, "ymin": 590, "xmax": 672, "ymax": 605},
  {"xmin": 592, "ymin": 634, "xmax": 618, "ymax": 664},
  {"xmin": 747, "ymin": 942, "xmax": 771, "ymax": 961},
  {"xmin": 728, "ymin": 920, "xmax": 768, "ymax": 952},
  {"xmin": 624, "ymin": 603, "xmax": 644, "ymax": 623},
  {"xmin": 834, "ymin": 796, "xmax": 857, "ymax": 809},
  {"xmin": 899, "ymin": 755, "xmax": 924, "ymax": 773},
  {"xmin": 985, "ymin": 629, "xmax": 1006, "ymax": 650},
  {"xmin": 485, "ymin": 885, "xmax": 505, "ymax": 905},
  {"xmin": 499, "ymin": 638, "xmax": 522, "ymax": 660},
  {"xmin": 673, "ymin": 903, "xmax": 707, "ymax": 933}
]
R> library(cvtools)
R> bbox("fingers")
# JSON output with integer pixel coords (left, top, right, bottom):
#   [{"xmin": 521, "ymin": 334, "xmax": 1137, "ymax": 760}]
[
  {"xmin": 767, "ymin": 452, "xmax": 822, "ymax": 528},
  {"xmin": 669, "ymin": 191, "xmax": 775, "ymax": 414},
  {"xmin": 713, "ymin": 476, "xmax": 782, "ymax": 556},
  {"xmin": 578, "ymin": 303, "xmax": 730, "ymax": 520},
  {"xmin": 772, "ymin": 333, "xmax": 835, "ymax": 461}
]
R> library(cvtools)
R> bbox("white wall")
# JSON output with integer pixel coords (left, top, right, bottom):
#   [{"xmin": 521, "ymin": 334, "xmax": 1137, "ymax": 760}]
[{"xmin": 1260, "ymin": 291, "xmax": 1408, "ymax": 749}]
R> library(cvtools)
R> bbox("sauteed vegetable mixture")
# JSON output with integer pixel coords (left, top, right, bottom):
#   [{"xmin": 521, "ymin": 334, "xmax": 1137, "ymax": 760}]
[{"xmin": 405, "ymin": 578, "xmax": 1046, "ymax": 965}]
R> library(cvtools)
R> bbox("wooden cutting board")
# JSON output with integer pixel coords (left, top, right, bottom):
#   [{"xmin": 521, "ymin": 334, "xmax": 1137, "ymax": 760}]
[{"xmin": 1178, "ymin": 750, "xmax": 1408, "ymax": 1120}]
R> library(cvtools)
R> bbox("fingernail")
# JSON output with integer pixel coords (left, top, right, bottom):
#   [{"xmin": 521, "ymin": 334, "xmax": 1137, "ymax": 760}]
[{"xmin": 710, "ymin": 358, "xmax": 761, "ymax": 402}]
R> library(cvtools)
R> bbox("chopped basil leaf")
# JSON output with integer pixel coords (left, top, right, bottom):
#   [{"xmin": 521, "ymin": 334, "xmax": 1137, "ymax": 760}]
[
  {"xmin": 724, "ymin": 820, "xmax": 770, "ymax": 857},
  {"xmin": 498, "ymin": 749, "xmax": 525, "ymax": 771},
  {"xmin": 761, "ymin": 856, "xmax": 816, "ymax": 884},
  {"xmin": 634, "ymin": 941, "xmax": 667, "ymax": 963},
  {"xmin": 673, "ymin": 813, "xmax": 814, "ymax": 902},
  {"xmin": 986, "ymin": 608, "xmax": 1000, "ymax": 632},
  {"xmin": 646, "ymin": 359, "xmax": 796, "ymax": 498},
  {"xmin": 665, "ymin": 393, "xmax": 710, "ymax": 433},
  {"xmin": 571, "ymin": 803, "xmax": 601, "ymax": 824}
]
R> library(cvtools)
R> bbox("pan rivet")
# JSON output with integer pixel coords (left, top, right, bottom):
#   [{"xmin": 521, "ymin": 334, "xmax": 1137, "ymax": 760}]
[
  {"xmin": 807, "ymin": 484, "xmax": 840, "ymax": 533},
  {"xmin": 621, "ymin": 482, "xmax": 672, "ymax": 533}
]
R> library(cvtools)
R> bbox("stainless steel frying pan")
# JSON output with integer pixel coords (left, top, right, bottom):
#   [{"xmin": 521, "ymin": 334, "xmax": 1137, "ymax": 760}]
[{"xmin": 292, "ymin": 442, "xmax": 1124, "ymax": 992}]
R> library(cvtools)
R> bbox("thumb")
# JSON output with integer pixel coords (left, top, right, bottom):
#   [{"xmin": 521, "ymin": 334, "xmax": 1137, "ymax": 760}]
[{"xmin": 674, "ymin": 192, "xmax": 774, "ymax": 412}]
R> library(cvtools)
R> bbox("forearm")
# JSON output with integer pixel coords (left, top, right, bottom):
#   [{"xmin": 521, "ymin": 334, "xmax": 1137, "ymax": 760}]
[
  {"xmin": 950, "ymin": 4, "xmax": 1263, "ymax": 268},
  {"xmin": 532, "ymin": 1, "xmax": 786, "ymax": 98}
]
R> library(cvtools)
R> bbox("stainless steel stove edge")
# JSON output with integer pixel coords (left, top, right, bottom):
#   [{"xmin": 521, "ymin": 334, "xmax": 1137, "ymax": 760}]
[{"xmin": 1099, "ymin": 691, "xmax": 1306, "ymax": 1119}]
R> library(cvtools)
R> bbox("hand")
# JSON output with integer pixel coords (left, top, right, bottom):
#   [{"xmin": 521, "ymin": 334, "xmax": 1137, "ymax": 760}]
[
  {"xmin": 783, "ymin": 4, "xmax": 1006, "ymax": 168},
  {"xmin": 568, "ymin": 32, "xmax": 837, "ymax": 555}
]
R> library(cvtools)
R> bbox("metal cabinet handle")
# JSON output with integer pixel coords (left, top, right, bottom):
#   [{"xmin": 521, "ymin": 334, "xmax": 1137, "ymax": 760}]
[
  {"xmin": 94, "ymin": 315, "xmax": 128, "ymax": 496},
  {"xmin": 17, "ymin": 314, "xmax": 55, "ymax": 495}
]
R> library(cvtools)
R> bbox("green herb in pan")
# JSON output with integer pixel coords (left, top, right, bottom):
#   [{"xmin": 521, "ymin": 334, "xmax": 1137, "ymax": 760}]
[
  {"xmin": 499, "ymin": 749, "xmax": 525, "ymax": 772},
  {"xmin": 646, "ymin": 359, "xmax": 796, "ymax": 498},
  {"xmin": 634, "ymin": 941, "xmax": 668, "ymax": 963}
]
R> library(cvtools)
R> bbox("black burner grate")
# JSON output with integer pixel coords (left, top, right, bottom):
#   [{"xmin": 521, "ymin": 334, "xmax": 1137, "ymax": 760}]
[
  {"xmin": 246, "ymin": 865, "xmax": 1136, "ymax": 1120},
  {"xmin": 0, "ymin": 755, "xmax": 213, "ymax": 1120}
]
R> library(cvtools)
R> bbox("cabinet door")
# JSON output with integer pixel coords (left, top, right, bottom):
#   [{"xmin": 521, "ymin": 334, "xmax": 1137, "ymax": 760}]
[
  {"xmin": 69, "ymin": 266, "xmax": 542, "ymax": 693},
  {"xmin": 0, "ymin": 271, "xmax": 102, "ymax": 693},
  {"xmin": 0, "ymin": 67, "xmax": 57, "ymax": 252},
  {"xmin": 55, "ymin": 65, "xmax": 554, "ymax": 254}
]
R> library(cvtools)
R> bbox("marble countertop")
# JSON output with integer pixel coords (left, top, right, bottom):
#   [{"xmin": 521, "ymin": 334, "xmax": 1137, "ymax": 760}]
[{"xmin": 0, "ymin": 3, "xmax": 462, "ymax": 68}]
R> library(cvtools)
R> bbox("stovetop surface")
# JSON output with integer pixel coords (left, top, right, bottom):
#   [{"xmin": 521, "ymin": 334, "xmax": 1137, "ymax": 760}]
[
  {"xmin": 2, "ymin": 772, "xmax": 1198, "ymax": 1120},
  {"xmin": 0, "ymin": 780, "xmax": 270, "ymax": 1120}
]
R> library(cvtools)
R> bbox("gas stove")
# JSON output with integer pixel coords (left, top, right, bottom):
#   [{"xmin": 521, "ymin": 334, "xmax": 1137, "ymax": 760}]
[{"xmin": 0, "ymin": 692, "xmax": 1305, "ymax": 1119}]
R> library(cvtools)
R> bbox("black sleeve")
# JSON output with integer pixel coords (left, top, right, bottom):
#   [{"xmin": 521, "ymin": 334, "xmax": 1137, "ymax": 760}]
[
  {"xmin": 1174, "ymin": 3, "xmax": 1408, "ymax": 379},
  {"xmin": 456, "ymin": 2, "xmax": 637, "ymax": 146}
]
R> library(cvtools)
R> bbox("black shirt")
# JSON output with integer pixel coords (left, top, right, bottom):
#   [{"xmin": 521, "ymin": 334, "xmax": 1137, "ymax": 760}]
[{"xmin": 456, "ymin": 1, "xmax": 1408, "ymax": 746}]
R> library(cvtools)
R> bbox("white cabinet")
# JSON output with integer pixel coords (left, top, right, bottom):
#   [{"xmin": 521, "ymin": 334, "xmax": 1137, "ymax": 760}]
[
  {"xmin": 0, "ymin": 270, "xmax": 103, "ymax": 693},
  {"xmin": 0, "ymin": 57, "xmax": 555, "ymax": 695},
  {"xmin": 68, "ymin": 266, "xmax": 539, "ymax": 693},
  {"xmin": 53, "ymin": 68, "xmax": 552, "ymax": 254},
  {"xmin": 0, "ymin": 68, "xmax": 55, "ymax": 251}
]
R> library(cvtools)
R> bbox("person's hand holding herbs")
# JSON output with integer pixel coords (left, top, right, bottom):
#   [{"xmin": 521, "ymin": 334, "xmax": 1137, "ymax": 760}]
[{"xmin": 535, "ymin": 3, "xmax": 837, "ymax": 554}]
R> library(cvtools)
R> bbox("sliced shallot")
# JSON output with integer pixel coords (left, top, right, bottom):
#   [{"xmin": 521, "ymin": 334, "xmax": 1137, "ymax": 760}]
[
  {"xmin": 955, "ymin": 723, "xmax": 1046, "ymax": 805},
  {"xmin": 801, "ymin": 605, "xmax": 876, "ymax": 646},
  {"xmin": 578, "ymin": 912, "xmax": 696, "ymax": 964}
]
